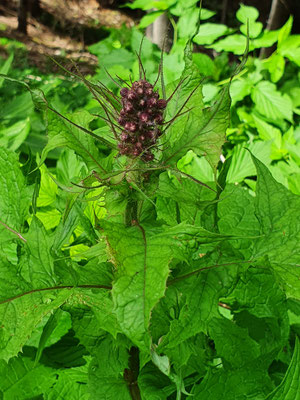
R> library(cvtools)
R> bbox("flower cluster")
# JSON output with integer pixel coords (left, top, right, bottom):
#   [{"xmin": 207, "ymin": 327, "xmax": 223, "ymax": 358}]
[{"xmin": 117, "ymin": 79, "xmax": 167, "ymax": 161}]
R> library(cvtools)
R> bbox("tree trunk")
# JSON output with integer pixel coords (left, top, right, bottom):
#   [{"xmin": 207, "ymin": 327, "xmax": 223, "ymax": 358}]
[
  {"xmin": 260, "ymin": 0, "xmax": 290, "ymax": 58},
  {"xmin": 17, "ymin": 0, "xmax": 29, "ymax": 34},
  {"xmin": 146, "ymin": 12, "xmax": 172, "ymax": 52},
  {"xmin": 30, "ymin": 0, "xmax": 41, "ymax": 18}
]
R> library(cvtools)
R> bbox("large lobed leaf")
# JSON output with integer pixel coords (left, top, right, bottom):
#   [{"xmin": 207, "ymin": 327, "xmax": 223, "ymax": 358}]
[
  {"xmin": 251, "ymin": 154, "xmax": 300, "ymax": 298},
  {"xmin": 103, "ymin": 220, "xmax": 240, "ymax": 349},
  {"xmin": 103, "ymin": 221, "xmax": 177, "ymax": 349},
  {"xmin": 162, "ymin": 43, "xmax": 230, "ymax": 170}
]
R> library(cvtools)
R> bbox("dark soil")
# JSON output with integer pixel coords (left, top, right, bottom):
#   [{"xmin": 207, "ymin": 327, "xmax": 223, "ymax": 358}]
[{"xmin": 0, "ymin": 0, "xmax": 136, "ymax": 73}]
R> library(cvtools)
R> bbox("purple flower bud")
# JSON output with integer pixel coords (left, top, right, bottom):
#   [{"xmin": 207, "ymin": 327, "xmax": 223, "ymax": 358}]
[
  {"xmin": 120, "ymin": 87, "xmax": 129, "ymax": 97},
  {"xmin": 139, "ymin": 99, "xmax": 146, "ymax": 107},
  {"xmin": 136, "ymin": 142, "xmax": 143, "ymax": 149},
  {"xmin": 130, "ymin": 136, "xmax": 137, "ymax": 143},
  {"xmin": 155, "ymin": 114, "xmax": 163, "ymax": 124},
  {"xmin": 140, "ymin": 112, "xmax": 149, "ymax": 122},
  {"xmin": 120, "ymin": 132, "xmax": 128, "ymax": 141},
  {"xmin": 120, "ymin": 147, "xmax": 129, "ymax": 155},
  {"xmin": 120, "ymin": 109, "xmax": 126, "ymax": 117},
  {"xmin": 145, "ymin": 87, "xmax": 153, "ymax": 96},
  {"xmin": 124, "ymin": 102, "xmax": 133, "ymax": 113},
  {"xmin": 140, "ymin": 135, "xmax": 146, "ymax": 141},
  {"xmin": 125, "ymin": 122, "xmax": 137, "ymax": 132},
  {"xmin": 128, "ymin": 90, "xmax": 137, "ymax": 101},
  {"xmin": 145, "ymin": 81, "xmax": 153, "ymax": 89},
  {"xmin": 133, "ymin": 148, "xmax": 141, "ymax": 156},
  {"xmin": 118, "ymin": 117, "xmax": 125, "ymax": 126},
  {"xmin": 157, "ymin": 99, "xmax": 167, "ymax": 109},
  {"xmin": 144, "ymin": 152, "xmax": 154, "ymax": 161},
  {"xmin": 147, "ymin": 97, "xmax": 157, "ymax": 107}
]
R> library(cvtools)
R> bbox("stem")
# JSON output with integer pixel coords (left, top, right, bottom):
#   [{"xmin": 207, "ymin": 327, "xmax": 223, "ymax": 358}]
[
  {"xmin": 124, "ymin": 347, "xmax": 142, "ymax": 400},
  {"xmin": 169, "ymin": 15, "xmax": 178, "ymax": 46},
  {"xmin": 125, "ymin": 199, "xmax": 138, "ymax": 227},
  {"xmin": 0, "ymin": 284, "xmax": 111, "ymax": 305},
  {"xmin": 0, "ymin": 220, "xmax": 27, "ymax": 242},
  {"xmin": 168, "ymin": 260, "xmax": 253, "ymax": 286}
]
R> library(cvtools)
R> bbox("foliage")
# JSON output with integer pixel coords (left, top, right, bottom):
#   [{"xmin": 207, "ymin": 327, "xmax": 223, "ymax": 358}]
[
  {"xmin": 0, "ymin": 4, "xmax": 299, "ymax": 400},
  {"xmin": 122, "ymin": 2, "xmax": 300, "ymax": 194}
]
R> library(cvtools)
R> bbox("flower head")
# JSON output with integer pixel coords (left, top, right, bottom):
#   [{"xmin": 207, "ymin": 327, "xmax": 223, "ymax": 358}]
[{"xmin": 117, "ymin": 79, "xmax": 167, "ymax": 161}]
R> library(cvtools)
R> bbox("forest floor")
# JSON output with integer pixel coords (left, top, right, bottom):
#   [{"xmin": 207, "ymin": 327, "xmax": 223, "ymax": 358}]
[{"xmin": 0, "ymin": 0, "xmax": 136, "ymax": 73}]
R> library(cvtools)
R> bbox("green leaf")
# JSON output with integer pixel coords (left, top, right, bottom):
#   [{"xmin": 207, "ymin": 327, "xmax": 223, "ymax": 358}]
[
  {"xmin": 193, "ymin": 23, "xmax": 229, "ymax": 45},
  {"xmin": 252, "ymin": 114, "xmax": 283, "ymax": 160},
  {"xmin": 88, "ymin": 336, "xmax": 131, "ymax": 400},
  {"xmin": 156, "ymin": 196, "xmax": 178, "ymax": 226},
  {"xmin": 193, "ymin": 366, "xmax": 272, "ymax": 399},
  {"xmin": 157, "ymin": 170, "xmax": 215, "ymax": 224},
  {"xmin": 41, "ymin": 110, "xmax": 104, "ymax": 172},
  {"xmin": 240, "ymin": 21, "xmax": 263, "ymax": 39},
  {"xmin": 222, "ymin": 266, "xmax": 289, "ymax": 360},
  {"xmin": 70, "ymin": 306, "xmax": 107, "ymax": 355},
  {"xmin": 218, "ymin": 184, "xmax": 260, "ymax": 257},
  {"xmin": 209, "ymin": 34, "xmax": 248, "ymax": 55},
  {"xmin": 26, "ymin": 309, "xmax": 71, "ymax": 349},
  {"xmin": 23, "ymin": 216, "xmax": 57, "ymax": 287},
  {"xmin": 124, "ymin": 0, "xmax": 176, "ymax": 10},
  {"xmin": 0, "ymin": 54, "xmax": 13, "ymax": 89},
  {"xmin": 0, "ymin": 285, "xmax": 73, "ymax": 361},
  {"xmin": 37, "ymin": 164, "xmax": 58, "ymax": 207},
  {"xmin": 226, "ymin": 141, "xmax": 271, "ymax": 183},
  {"xmin": 163, "ymin": 81, "xmax": 230, "ymax": 170},
  {"xmin": 34, "ymin": 208, "xmax": 61, "ymax": 230},
  {"xmin": 0, "ymin": 147, "xmax": 31, "ymax": 242},
  {"xmin": 252, "ymin": 30, "xmax": 280, "ymax": 48},
  {"xmin": 210, "ymin": 30, "xmax": 279, "ymax": 54},
  {"xmin": 138, "ymin": 11, "xmax": 164, "ymax": 29},
  {"xmin": 278, "ymin": 35, "xmax": 300, "ymax": 66},
  {"xmin": 77, "ymin": 290, "xmax": 120, "ymax": 338},
  {"xmin": 230, "ymin": 79, "xmax": 252, "ymax": 105},
  {"xmin": 263, "ymin": 53, "xmax": 285, "ymax": 83},
  {"xmin": 251, "ymin": 154, "xmax": 300, "ymax": 298},
  {"xmin": 35, "ymin": 308, "xmax": 65, "ymax": 364},
  {"xmin": 0, "ymin": 356, "xmax": 56, "ymax": 399},
  {"xmin": 177, "ymin": 8, "xmax": 201, "ymax": 39},
  {"xmin": 104, "ymin": 222, "xmax": 176, "ymax": 349},
  {"xmin": 41, "ymin": 329, "xmax": 88, "ymax": 368},
  {"xmin": 56, "ymin": 149, "xmax": 87, "ymax": 185},
  {"xmin": 266, "ymin": 337, "xmax": 300, "ymax": 399},
  {"xmin": 251, "ymin": 81, "xmax": 293, "ymax": 122},
  {"xmin": 158, "ymin": 250, "xmax": 239, "ymax": 350},
  {"xmin": 0, "ymin": 118, "xmax": 31, "ymax": 151},
  {"xmin": 236, "ymin": 4, "xmax": 263, "ymax": 39},
  {"xmin": 138, "ymin": 363, "xmax": 173, "ymax": 399},
  {"xmin": 278, "ymin": 16, "xmax": 293, "ymax": 48},
  {"xmin": 105, "ymin": 217, "xmax": 233, "ymax": 349},
  {"xmin": 192, "ymin": 53, "xmax": 216, "ymax": 79},
  {"xmin": 236, "ymin": 4, "xmax": 259, "ymax": 23},
  {"xmin": 209, "ymin": 317, "xmax": 261, "ymax": 368},
  {"xmin": 44, "ymin": 364, "xmax": 90, "ymax": 400}
]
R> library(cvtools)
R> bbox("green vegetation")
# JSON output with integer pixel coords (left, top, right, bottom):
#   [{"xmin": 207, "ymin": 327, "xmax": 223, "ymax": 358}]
[{"xmin": 0, "ymin": 3, "xmax": 299, "ymax": 399}]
